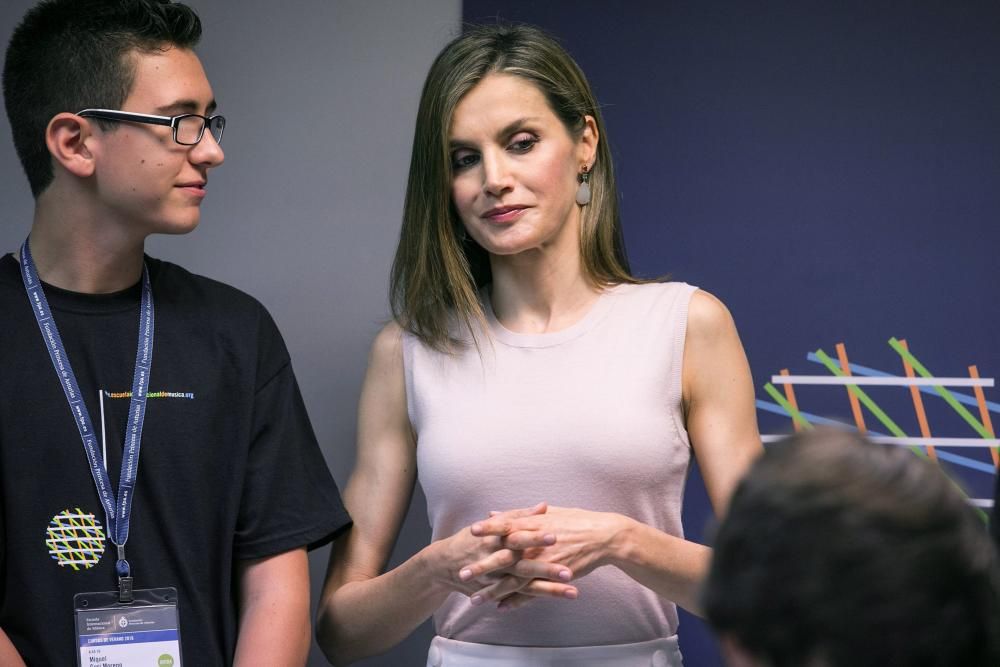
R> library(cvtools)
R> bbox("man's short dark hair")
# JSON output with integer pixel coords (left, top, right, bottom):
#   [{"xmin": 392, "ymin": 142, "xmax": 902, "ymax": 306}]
[
  {"xmin": 704, "ymin": 429, "xmax": 1000, "ymax": 667},
  {"xmin": 3, "ymin": 0, "xmax": 202, "ymax": 197}
]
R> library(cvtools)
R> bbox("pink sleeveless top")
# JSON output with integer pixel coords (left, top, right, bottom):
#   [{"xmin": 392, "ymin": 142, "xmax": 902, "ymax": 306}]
[{"xmin": 403, "ymin": 282, "xmax": 697, "ymax": 646}]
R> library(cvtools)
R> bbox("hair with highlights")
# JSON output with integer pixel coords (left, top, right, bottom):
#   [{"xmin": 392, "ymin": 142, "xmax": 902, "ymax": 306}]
[{"xmin": 390, "ymin": 23, "xmax": 641, "ymax": 351}]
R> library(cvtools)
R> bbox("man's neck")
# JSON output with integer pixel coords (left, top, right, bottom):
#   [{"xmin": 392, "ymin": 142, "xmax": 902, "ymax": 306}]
[{"xmin": 27, "ymin": 194, "xmax": 146, "ymax": 294}]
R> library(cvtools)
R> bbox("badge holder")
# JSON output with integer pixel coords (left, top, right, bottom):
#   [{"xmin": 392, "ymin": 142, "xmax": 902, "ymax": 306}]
[{"xmin": 74, "ymin": 587, "xmax": 183, "ymax": 667}]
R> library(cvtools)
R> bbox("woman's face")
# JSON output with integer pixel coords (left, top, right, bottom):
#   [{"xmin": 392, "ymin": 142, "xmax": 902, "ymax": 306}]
[{"xmin": 448, "ymin": 73, "xmax": 597, "ymax": 258}]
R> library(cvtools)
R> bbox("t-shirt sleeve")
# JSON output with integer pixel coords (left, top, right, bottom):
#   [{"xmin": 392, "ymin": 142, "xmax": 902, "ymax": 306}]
[{"xmin": 232, "ymin": 307, "xmax": 351, "ymax": 560}]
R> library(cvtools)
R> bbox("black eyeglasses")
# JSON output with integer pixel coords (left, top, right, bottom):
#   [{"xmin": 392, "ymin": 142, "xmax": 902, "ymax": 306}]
[{"xmin": 76, "ymin": 108, "xmax": 226, "ymax": 146}]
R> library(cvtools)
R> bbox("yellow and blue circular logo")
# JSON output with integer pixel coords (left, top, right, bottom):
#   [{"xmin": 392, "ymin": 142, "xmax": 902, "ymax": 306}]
[{"xmin": 45, "ymin": 508, "xmax": 105, "ymax": 570}]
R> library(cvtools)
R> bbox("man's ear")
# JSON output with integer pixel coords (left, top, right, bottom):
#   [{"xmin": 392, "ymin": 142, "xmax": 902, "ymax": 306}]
[{"xmin": 45, "ymin": 113, "xmax": 97, "ymax": 179}]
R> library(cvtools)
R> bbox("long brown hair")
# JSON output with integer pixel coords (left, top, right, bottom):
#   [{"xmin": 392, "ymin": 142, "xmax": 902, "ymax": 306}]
[{"xmin": 390, "ymin": 23, "xmax": 640, "ymax": 351}]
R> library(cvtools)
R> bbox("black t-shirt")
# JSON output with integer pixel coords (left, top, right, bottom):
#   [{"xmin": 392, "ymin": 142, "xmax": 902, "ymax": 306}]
[{"xmin": 0, "ymin": 253, "xmax": 351, "ymax": 665}]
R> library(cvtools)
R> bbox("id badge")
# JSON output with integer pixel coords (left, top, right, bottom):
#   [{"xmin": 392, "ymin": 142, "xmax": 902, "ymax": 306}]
[{"xmin": 74, "ymin": 587, "xmax": 182, "ymax": 667}]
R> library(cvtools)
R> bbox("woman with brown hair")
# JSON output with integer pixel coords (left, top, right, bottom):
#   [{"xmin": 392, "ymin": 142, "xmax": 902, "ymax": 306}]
[{"xmin": 318, "ymin": 23, "xmax": 761, "ymax": 666}]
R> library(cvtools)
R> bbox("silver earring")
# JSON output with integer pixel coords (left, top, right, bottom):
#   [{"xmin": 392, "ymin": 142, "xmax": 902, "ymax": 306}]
[{"xmin": 576, "ymin": 166, "xmax": 591, "ymax": 206}]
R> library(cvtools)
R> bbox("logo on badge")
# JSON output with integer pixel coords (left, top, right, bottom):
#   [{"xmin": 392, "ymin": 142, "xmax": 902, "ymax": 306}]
[{"xmin": 45, "ymin": 508, "xmax": 105, "ymax": 570}]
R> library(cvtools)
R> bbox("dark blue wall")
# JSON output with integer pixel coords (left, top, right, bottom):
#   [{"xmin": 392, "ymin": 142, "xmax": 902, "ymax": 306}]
[{"xmin": 464, "ymin": 2, "xmax": 1000, "ymax": 664}]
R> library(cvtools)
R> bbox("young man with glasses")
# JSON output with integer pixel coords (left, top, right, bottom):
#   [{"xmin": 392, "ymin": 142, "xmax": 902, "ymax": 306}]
[{"xmin": 0, "ymin": 1, "xmax": 350, "ymax": 665}]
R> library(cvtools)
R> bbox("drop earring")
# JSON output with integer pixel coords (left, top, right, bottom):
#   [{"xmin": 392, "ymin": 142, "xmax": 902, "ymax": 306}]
[{"xmin": 576, "ymin": 165, "xmax": 591, "ymax": 206}]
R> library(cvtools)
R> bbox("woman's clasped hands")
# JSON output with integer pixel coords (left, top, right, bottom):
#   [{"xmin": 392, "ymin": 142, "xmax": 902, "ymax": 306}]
[
  {"xmin": 428, "ymin": 502, "xmax": 576, "ymax": 610},
  {"xmin": 443, "ymin": 502, "xmax": 629, "ymax": 611}
]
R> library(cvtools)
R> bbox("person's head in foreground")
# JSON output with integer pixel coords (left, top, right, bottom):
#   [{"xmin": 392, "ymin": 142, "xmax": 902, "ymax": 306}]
[{"xmin": 704, "ymin": 428, "xmax": 1000, "ymax": 667}]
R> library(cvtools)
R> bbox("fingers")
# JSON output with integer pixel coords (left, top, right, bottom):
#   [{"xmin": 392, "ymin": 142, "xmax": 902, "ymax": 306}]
[
  {"xmin": 469, "ymin": 574, "xmax": 530, "ymax": 606},
  {"xmin": 487, "ymin": 501, "xmax": 548, "ymax": 519},
  {"xmin": 481, "ymin": 534, "xmax": 503, "ymax": 550},
  {"xmin": 510, "ymin": 579, "xmax": 578, "ymax": 601},
  {"xmin": 471, "ymin": 515, "xmax": 548, "ymax": 539},
  {"xmin": 501, "ymin": 529, "xmax": 555, "ymax": 550},
  {"xmin": 496, "ymin": 582, "xmax": 580, "ymax": 611},
  {"xmin": 458, "ymin": 534, "xmax": 564, "ymax": 582},
  {"xmin": 458, "ymin": 549, "xmax": 517, "ymax": 582},
  {"xmin": 509, "ymin": 559, "xmax": 572, "ymax": 583},
  {"xmin": 469, "ymin": 575, "xmax": 579, "ymax": 608}
]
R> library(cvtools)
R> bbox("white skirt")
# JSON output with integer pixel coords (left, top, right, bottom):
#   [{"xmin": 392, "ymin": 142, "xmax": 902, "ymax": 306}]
[{"xmin": 426, "ymin": 635, "xmax": 683, "ymax": 667}]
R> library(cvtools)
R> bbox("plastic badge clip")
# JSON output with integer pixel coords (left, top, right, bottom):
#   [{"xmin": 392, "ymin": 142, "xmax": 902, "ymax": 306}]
[
  {"xmin": 118, "ymin": 576, "xmax": 134, "ymax": 604},
  {"xmin": 117, "ymin": 544, "xmax": 133, "ymax": 603}
]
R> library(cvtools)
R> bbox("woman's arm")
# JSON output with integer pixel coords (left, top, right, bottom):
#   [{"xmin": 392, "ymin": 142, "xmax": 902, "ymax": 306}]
[
  {"xmin": 316, "ymin": 323, "xmax": 451, "ymax": 665},
  {"xmin": 466, "ymin": 290, "xmax": 762, "ymax": 615},
  {"xmin": 680, "ymin": 290, "xmax": 763, "ymax": 515},
  {"xmin": 316, "ymin": 324, "xmax": 575, "ymax": 665}
]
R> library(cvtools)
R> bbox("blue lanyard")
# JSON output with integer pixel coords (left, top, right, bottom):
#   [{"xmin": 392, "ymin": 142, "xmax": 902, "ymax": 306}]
[{"xmin": 19, "ymin": 239, "xmax": 154, "ymax": 602}]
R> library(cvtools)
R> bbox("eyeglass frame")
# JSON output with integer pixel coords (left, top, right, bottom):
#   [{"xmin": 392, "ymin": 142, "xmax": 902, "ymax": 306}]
[{"xmin": 76, "ymin": 108, "xmax": 226, "ymax": 146}]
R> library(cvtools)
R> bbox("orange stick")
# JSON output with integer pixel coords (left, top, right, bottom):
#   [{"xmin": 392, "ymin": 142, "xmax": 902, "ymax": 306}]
[
  {"xmin": 969, "ymin": 365, "xmax": 999, "ymax": 468},
  {"xmin": 899, "ymin": 339, "xmax": 937, "ymax": 462},
  {"xmin": 835, "ymin": 343, "xmax": 867, "ymax": 434},
  {"xmin": 780, "ymin": 369, "xmax": 802, "ymax": 432}
]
